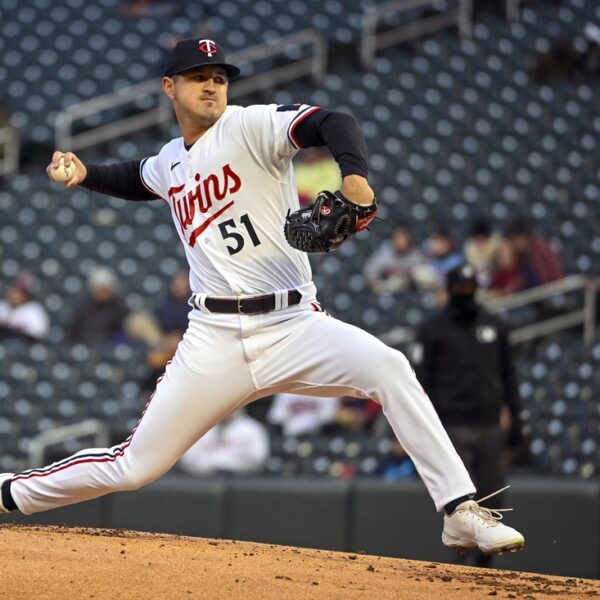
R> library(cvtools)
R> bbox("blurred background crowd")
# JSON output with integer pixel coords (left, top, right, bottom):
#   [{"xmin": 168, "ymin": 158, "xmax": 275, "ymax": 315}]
[{"xmin": 0, "ymin": 0, "xmax": 599, "ymax": 504}]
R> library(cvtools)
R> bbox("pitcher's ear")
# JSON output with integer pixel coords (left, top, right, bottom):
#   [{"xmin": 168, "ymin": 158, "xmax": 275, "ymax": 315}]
[{"xmin": 162, "ymin": 76, "xmax": 176, "ymax": 100}]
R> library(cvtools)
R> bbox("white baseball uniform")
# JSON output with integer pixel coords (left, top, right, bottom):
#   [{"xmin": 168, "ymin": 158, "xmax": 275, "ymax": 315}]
[
  {"xmin": 0, "ymin": 299, "xmax": 50, "ymax": 340},
  {"xmin": 10, "ymin": 103, "xmax": 475, "ymax": 514}
]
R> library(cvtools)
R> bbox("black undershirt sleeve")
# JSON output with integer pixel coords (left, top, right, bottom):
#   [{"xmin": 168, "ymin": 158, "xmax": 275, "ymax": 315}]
[
  {"xmin": 80, "ymin": 160, "xmax": 159, "ymax": 201},
  {"xmin": 292, "ymin": 109, "xmax": 369, "ymax": 179}
]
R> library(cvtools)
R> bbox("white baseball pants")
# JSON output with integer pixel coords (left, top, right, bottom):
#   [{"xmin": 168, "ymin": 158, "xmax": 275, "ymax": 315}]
[{"xmin": 10, "ymin": 299, "xmax": 475, "ymax": 514}]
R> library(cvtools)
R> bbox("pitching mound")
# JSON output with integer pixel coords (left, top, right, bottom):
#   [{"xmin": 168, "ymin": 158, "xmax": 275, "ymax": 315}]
[{"xmin": 1, "ymin": 525, "xmax": 598, "ymax": 599}]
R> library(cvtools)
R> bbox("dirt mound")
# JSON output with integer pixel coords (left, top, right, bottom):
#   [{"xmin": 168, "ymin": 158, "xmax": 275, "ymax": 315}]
[{"xmin": 0, "ymin": 524, "xmax": 598, "ymax": 599}]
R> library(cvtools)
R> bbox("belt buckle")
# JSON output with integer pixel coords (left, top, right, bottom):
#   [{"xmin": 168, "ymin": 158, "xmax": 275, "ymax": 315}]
[{"xmin": 237, "ymin": 297, "xmax": 245, "ymax": 315}]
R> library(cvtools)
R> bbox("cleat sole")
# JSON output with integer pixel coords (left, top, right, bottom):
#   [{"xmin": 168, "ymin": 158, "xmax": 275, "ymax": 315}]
[
  {"xmin": 481, "ymin": 541, "xmax": 525, "ymax": 556},
  {"xmin": 443, "ymin": 532, "xmax": 524, "ymax": 556}
]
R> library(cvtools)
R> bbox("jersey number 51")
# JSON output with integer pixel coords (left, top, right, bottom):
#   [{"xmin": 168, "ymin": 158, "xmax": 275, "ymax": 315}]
[{"xmin": 218, "ymin": 213, "xmax": 262, "ymax": 256}]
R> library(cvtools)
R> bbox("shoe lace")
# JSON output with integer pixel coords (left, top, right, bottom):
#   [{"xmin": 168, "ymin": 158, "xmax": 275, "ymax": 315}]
[{"xmin": 464, "ymin": 485, "xmax": 513, "ymax": 524}]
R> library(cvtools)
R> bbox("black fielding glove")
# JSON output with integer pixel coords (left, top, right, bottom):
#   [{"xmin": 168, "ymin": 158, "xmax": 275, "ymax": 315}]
[{"xmin": 284, "ymin": 190, "xmax": 378, "ymax": 253}]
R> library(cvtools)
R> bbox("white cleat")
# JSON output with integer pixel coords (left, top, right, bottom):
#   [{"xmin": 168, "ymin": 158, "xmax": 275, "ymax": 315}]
[
  {"xmin": 0, "ymin": 473, "xmax": 15, "ymax": 513},
  {"xmin": 442, "ymin": 486, "xmax": 525, "ymax": 555}
]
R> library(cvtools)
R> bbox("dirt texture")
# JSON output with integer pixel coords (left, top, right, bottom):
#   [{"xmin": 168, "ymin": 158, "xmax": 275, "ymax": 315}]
[{"xmin": 0, "ymin": 524, "xmax": 598, "ymax": 600}]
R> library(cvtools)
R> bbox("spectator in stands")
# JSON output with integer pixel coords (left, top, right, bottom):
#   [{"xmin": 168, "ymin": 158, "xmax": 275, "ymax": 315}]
[
  {"xmin": 66, "ymin": 267, "xmax": 128, "ymax": 344},
  {"xmin": 125, "ymin": 271, "xmax": 190, "ymax": 348},
  {"xmin": 583, "ymin": 23, "xmax": 600, "ymax": 76},
  {"xmin": 363, "ymin": 407, "xmax": 417, "ymax": 480},
  {"xmin": 140, "ymin": 329, "xmax": 183, "ymax": 393},
  {"xmin": 124, "ymin": 309, "xmax": 163, "ymax": 348},
  {"xmin": 294, "ymin": 148, "xmax": 341, "ymax": 206},
  {"xmin": 489, "ymin": 238, "xmax": 524, "ymax": 297},
  {"xmin": 178, "ymin": 409, "xmax": 270, "ymax": 475},
  {"xmin": 0, "ymin": 273, "xmax": 49, "ymax": 341},
  {"xmin": 154, "ymin": 270, "xmax": 190, "ymax": 334},
  {"xmin": 417, "ymin": 226, "xmax": 463, "ymax": 292},
  {"xmin": 370, "ymin": 414, "xmax": 417, "ymax": 480},
  {"xmin": 268, "ymin": 393, "xmax": 382, "ymax": 438},
  {"xmin": 363, "ymin": 224, "xmax": 425, "ymax": 294},
  {"xmin": 506, "ymin": 218, "xmax": 564, "ymax": 289},
  {"xmin": 530, "ymin": 37, "xmax": 584, "ymax": 84},
  {"xmin": 463, "ymin": 218, "xmax": 502, "ymax": 290},
  {"xmin": 413, "ymin": 264, "xmax": 522, "ymax": 567},
  {"xmin": 529, "ymin": 23, "xmax": 600, "ymax": 85},
  {"xmin": 335, "ymin": 397, "xmax": 382, "ymax": 433},
  {"xmin": 378, "ymin": 440, "xmax": 417, "ymax": 481},
  {"xmin": 267, "ymin": 393, "xmax": 340, "ymax": 437}
]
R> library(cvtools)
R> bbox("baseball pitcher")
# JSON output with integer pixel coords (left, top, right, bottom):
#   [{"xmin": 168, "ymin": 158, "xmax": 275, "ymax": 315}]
[{"xmin": 1, "ymin": 38, "xmax": 524, "ymax": 555}]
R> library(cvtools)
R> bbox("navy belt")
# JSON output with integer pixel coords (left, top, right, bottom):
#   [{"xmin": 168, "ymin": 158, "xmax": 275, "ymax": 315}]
[{"xmin": 202, "ymin": 290, "xmax": 302, "ymax": 315}]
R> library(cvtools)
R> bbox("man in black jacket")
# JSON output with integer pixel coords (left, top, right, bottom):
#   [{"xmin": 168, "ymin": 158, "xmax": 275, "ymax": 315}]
[{"xmin": 413, "ymin": 263, "xmax": 521, "ymax": 566}]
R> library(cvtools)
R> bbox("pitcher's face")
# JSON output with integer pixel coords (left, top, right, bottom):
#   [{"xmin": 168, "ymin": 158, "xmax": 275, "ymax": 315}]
[{"xmin": 163, "ymin": 65, "xmax": 228, "ymax": 127}]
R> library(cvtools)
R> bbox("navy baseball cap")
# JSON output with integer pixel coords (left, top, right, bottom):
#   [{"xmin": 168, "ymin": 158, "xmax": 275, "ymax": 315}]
[{"xmin": 164, "ymin": 38, "xmax": 240, "ymax": 78}]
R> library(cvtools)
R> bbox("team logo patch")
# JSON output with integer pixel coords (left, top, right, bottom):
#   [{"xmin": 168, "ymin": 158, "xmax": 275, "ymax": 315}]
[
  {"xmin": 320, "ymin": 205, "xmax": 331, "ymax": 216},
  {"xmin": 198, "ymin": 39, "xmax": 217, "ymax": 57}
]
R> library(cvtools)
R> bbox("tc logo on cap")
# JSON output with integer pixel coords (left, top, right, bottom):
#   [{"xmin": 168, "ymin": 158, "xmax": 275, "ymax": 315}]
[{"xmin": 198, "ymin": 39, "xmax": 217, "ymax": 57}]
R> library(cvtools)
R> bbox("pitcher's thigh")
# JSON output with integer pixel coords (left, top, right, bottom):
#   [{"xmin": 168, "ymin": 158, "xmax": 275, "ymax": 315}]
[
  {"xmin": 273, "ymin": 313, "xmax": 412, "ymax": 399},
  {"xmin": 125, "ymin": 355, "xmax": 257, "ymax": 479}
]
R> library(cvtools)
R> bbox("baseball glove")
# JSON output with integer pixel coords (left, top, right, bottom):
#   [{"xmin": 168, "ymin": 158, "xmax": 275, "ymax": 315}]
[{"xmin": 284, "ymin": 190, "xmax": 378, "ymax": 253}]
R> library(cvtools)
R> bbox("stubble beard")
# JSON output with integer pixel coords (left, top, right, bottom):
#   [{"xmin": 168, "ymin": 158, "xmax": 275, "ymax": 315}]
[{"xmin": 195, "ymin": 103, "xmax": 224, "ymax": 128}]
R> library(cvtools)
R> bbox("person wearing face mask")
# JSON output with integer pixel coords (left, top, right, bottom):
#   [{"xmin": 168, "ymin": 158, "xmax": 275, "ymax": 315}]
[{"xmin": 412, "ymin": 263, "xmax": 522, "ymax": 567}]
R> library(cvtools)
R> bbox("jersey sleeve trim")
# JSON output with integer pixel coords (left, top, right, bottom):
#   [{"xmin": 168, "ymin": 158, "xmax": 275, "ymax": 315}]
[
  {"xmin": 287, "ymin": 106, "xmax": 321, "ymax": 150},
  {"xmin": 139, "ymin": 157, "xmax": 161, "ymax": 197}
]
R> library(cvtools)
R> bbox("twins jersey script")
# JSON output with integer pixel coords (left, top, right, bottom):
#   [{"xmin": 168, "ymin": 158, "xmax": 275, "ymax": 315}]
[{"xmin": 140, "ymin": 104, "xmax": 320, "ymax": 296}]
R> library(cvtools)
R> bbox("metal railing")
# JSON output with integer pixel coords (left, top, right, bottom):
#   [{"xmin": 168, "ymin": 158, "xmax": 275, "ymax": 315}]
[
  {"xmin": 54, "ymin": 30, "xmax": 327, "ymax": 151},
  {"xmin": 27, "ymin": 418, "xmax": 110, "ymax": 468},
  {"xmin": 379, "ymin": 275, "xmax": 597, "ymax": 348},
  {"xmin": 54, "ymin": 79, "xmax": 171, "ymax": 152},
  {"xmin": 483, "ymin": 274, "xmax": 597, "ymax": 346},
  {"xmin": 229, "ymin": 29, "xmax": 327, "ymax": 100},
  {"xmin": 360, "ymin": 0, "xmax": 473, "ymax": 68},
  {"xmin": 0, "ymin": 125, "xmax": 20, "ymax": 177}
]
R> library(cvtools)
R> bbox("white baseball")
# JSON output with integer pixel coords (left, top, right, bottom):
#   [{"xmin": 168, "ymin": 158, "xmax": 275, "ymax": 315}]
[{"xmin": 50, "ymin": 157, "xmax": 77, "ymax": 182}]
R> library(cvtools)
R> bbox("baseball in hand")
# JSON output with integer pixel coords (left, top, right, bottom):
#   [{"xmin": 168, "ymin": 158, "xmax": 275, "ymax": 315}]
[{"xmin": 49, "ymin": 157, "xmax": 77, "ymax": 182}]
